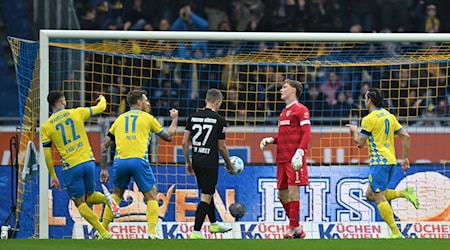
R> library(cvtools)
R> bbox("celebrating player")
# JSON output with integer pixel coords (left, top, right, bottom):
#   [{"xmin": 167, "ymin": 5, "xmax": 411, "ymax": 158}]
[
  {"xmin": 182, "ymin": 88, "xmax": 233, "ymax": 239},
  {"xmin": 259, "ymin": 79, "xmax": 310, "ymax": 239},
  {"xmin": 99, "ymin": 89, "xmax": 178, "ymax": 239},
  {"xmin": 41, "ymin": 91, "xmax": 118, "ymax": 240},
  {"xmin": 346, "ymin": 87, "xmax": 419, "ymax": 239}
]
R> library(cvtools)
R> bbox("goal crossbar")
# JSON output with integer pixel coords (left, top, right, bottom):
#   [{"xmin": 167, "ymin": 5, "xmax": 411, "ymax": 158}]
[{"xmin": 37, "ymin": 30, "xmax": 450, "ymax": 239}]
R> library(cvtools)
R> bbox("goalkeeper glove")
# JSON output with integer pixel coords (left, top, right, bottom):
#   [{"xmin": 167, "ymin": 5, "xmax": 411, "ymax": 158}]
[
  {"xmin": 260, "ymin": 137, "xmax": 274, "ymax": 150},
  {"xmin": 291, "ymin": 149, "xmax": 304, "ymax": 170}
]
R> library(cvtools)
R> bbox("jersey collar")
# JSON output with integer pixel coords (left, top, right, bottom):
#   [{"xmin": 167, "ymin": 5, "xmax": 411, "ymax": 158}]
[
  {"xmin": 285, "ymin": 101, "xmax": 299, "ymax": 108},
  {"xmin": 52, "ymin": 108, "xmax": 64, "ymax": 114}
]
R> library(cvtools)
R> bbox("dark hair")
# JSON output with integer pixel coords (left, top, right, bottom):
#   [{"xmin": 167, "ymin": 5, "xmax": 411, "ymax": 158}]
[
  {"xmin": 284, "ymin": 79, "xmax": 303, "ymax": 98},
  {"xmin": 205, "ymin": 88, "xmax": 223, "ymax": 103},
  {"xmin": 47, "ymin": 90, "xmax": 64, "ymax": 107},
  {"xmin": 367, "ymin": 88, "xmax": 384, "ymax": 107},
  {"xmin": 127, "ymin": 89, "xmax": 147, "ymax": 106}
]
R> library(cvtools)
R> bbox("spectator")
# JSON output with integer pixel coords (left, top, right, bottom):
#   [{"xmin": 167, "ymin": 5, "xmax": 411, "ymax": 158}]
[
  {"xmin": 171, "ymin": 3, "xmax": 208, "ymax": 57},
  {"xmin": 349, "ymin": 24, "xmax": 362, "ymax": 33},
  {"xmin": 266, "ymin": 72, "xmax": 286, "ymax": 115},
  {"xmin": 414, "ymin": 104, "xmax": 441, "ymax": 127},
  {"xmin": 350, "ymin": 82, "xmax": 370, "ymax": 118},
  {"xmin": 303, "ymin": 85, "xmax": 325, "ymax": 119},
  {"xmin": 152, "ymin": 80, "xmax": 179, "ymax": 116},
  {"xmin": 257, "ymin": 0, "xmax": 285, "ymax": 31},
  {"xmin": 436, "ymin": 99, "xmax": 449, "ymax": 126},
  {"xmin": 122, "ymin": 0, "xmax": 159, "ymax": 31},
  {"xmin": 320, "ymin": 72, "xmax": 343, "ymax": 105},
  {"xmin": 79, "ymin": 5, "xmax": 108, "ymax": 30},
  {"xmin": 398, "ymin": 89, "xmax": 425, "ymax": 124},
  {"xmin": 230, "ymin": 0, "xmax": 252, "ymax": 31},
  {"xmin": 332, "ymin": 91, "xmax": 352, "ymax": 118},
  {"xmin": 243, "ymin": 0, "xmax": 265, "ymax": 22},
  {"xmin": 203, "ymin": 0, "xmax": 230, "ymax": 30},
  {"xmin": 418, "ymin": 63, "xmax": 448, "ymax": 106},
  {"xmin": 347, "ymin": 1, "xmax": 377, "ymax": 32},
  {"xmin": 379, "ymin": 0, "xmax": 413, "ymax": 31},
  {"xmin": 157, "ymin": 18, "xmax": 172, "ymax": 31},
  {"xmin": 387, "ymin": 67, "xmax": 415, "ymax": 111},
  {"xmin": 259, "ymin": 0, "xmax": 312, "ymax": 31},
  {"xmin": 293, "ymin": 0, "xmax": 311, "ymax": 31},
  {"xmin": 171, "ymin": 4, "xmax": 208, "ymax": 31},
  {"xmin": 308, "ymin": 0, "xmax": 342, "ymax": 32},
  {"xmin": 221, "ymin": 87, "xmax": 247, "ymax": 125},
  {"xmin": 415, "ymin": 2, "xmax": 440, "ymax": 32},
  {"xmin": 218, "ymin": 20, "xmax": 232, "ymax": 31}
]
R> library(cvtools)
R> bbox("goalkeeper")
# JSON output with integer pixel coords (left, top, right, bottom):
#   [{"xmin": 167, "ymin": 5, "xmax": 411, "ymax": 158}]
[{"xmin": 260, "ymin": 79, "xmax": 311, "ymax": 239}]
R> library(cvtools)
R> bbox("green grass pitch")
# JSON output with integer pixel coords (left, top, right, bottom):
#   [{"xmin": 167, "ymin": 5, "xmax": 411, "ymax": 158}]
[{"xmin": 1, "ymin": 239, "xmax": 448, "ymax": 250}]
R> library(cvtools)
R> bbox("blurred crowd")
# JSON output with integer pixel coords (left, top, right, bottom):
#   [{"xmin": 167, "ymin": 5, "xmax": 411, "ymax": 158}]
[
  {"xmin": 75, "ymin": 0, "xmax": 448, "ymax": 33},
  {"xmin": 76, "ymin": 0, "xmax": 450, "ymax": 127}
]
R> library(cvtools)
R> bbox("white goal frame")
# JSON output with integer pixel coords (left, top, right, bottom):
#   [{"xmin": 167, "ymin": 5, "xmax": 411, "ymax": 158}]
[{"xmin": 38, "ymin": 30, "xmax": 450, "ymax": 239}]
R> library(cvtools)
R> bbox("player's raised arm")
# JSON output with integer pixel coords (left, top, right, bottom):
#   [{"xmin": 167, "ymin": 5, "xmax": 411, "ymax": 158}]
[
  {"xmin": 91, "ymin": 95, "xmax": 107, "ymax": 116},
  {"xmin": 159, "ymin": 108, "xmax": 179, "ymax": 142}
]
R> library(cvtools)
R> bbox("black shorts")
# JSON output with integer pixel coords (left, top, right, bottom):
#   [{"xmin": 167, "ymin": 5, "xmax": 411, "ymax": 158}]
[{"xmin": 193, "ymin": 167, "xmax": 219, "ymax": 195}]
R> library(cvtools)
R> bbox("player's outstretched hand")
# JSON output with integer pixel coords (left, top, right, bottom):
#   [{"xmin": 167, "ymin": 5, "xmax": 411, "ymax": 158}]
[
  {"xmin": 291, "ymin": 149, "xmax": 304, "ymax": 170},
  {"xmin": 345, "ymin": 124, "xmax": 357, "ymax": 134},
  {"xmin": 260, "ymin": 137, "xmax": 274, "ymax": 150}
]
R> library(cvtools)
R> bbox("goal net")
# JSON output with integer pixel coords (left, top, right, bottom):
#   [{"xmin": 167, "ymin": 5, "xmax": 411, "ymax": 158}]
[{"xmin": 7, "ymin": 31, "xmax": 450, "ymax": 239}]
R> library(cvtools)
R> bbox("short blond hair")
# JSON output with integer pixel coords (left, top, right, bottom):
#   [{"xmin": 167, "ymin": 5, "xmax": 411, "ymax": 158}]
[
  {"xmin": 284, "ymin": 79, "xmax": 303, "ymax": 98},
  {"xmin": 205, "ymin": 88, "xmax": 223, "ymax": 103}
]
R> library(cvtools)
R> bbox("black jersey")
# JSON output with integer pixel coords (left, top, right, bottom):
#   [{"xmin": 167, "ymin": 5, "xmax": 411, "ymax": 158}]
[{"xmin": 185, "ymin": 108, "xmax": 227, "ymax": 168}]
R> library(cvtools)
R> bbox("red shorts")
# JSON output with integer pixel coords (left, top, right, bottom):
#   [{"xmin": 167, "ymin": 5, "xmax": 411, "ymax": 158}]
[{"xmin": 277, "ymin": 161, "xmax": 309, "ymax": 189}]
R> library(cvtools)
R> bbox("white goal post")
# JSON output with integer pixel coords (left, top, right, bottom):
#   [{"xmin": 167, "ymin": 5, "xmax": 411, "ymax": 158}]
[{"xmin": 38, "ymin": 30, "xmax": 450, "ymax": 239}]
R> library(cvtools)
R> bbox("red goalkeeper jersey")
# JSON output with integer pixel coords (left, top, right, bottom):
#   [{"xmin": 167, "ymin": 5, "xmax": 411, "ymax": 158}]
[{"xmin": 275, "ymin": 101, "xmax": 311, "ymax": 163}]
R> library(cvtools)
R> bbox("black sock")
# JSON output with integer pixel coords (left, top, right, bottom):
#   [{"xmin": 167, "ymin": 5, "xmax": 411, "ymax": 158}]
[
  {"xmin": 207, "ymin": 198, "xmax": 217, "ymax": 223},
  {"xmin": 194, "ymin": 201, "xmax": 209, "ymax": 231}
]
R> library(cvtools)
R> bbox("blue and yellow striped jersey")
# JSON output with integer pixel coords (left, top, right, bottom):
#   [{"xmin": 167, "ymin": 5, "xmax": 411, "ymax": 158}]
[
  {"xmin": 109, "ymin": 109, "xmax": 164, "ymax": 160},
  {"xmin": 360, "ymin": 108, "xmax": 403, "ymax": 165},
  {"xmin": 41, "ymin": 108, "xmax": 96, "ymax": 169}
]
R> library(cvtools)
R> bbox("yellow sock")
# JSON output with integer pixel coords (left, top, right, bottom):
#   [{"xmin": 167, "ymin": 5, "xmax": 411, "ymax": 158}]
[
  {"xmin": 146, "ymin": 200, "xmax": 159, "ymax": 235},
  {"xmin": 385, "ymin": 189, "xmax": 400, "ymax": 201},
  {"xmin": 102, "ymin": 194, "xmax": 121, "ymax": 229},
  {"xmin": 86, "ymin": 191, "xmax": 105, "ymax": 205},
  {"xmin": 377, "ymin": 201, "xmax": 400, "ymax": 234},
  {"xmin": 78, "ymin": 203, "xmax": 107, "ymax": 235}
]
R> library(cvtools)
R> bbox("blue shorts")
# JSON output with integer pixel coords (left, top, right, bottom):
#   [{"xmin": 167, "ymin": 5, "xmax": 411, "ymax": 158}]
[
  {"xmin": 113, "ymin": 158, "xmax": 156, "ymax": 193},
  {"xmin": 368, "ymin": 164, "xmax": 395, "ymax": 192},
  {"xmin": 62, "ymin": 161, "xmax": 96, "ymax": 199}
]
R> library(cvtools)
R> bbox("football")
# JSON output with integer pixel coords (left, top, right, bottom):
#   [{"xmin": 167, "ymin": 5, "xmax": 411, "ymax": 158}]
[
  {"xmin": 229, "ymin": 156, "xmax": 244, "ymax": 175},
  {"xmin": 229, "ymin": 202, "xmax": 246, "ymax": 219}
]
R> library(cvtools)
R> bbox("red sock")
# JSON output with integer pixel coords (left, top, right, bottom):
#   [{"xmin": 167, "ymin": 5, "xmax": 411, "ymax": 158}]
[
  {"xmin": 282, "ymin": 202, "xmax": 291, "ymax": 215},
  {"xmin": 289, "ymin": 200, "xmax": 300, "ymax": 229}
]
